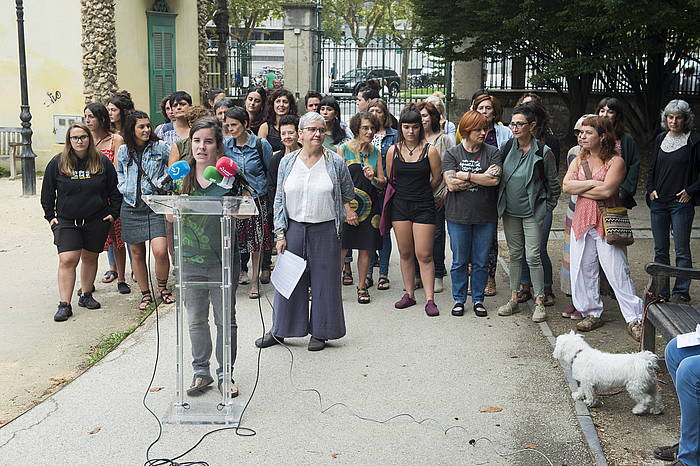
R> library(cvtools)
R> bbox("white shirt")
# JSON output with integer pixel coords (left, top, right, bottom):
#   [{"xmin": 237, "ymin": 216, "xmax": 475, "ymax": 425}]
[{"xmin": 284, "ymin": 156, "xmax": 335, "ymax": 223}]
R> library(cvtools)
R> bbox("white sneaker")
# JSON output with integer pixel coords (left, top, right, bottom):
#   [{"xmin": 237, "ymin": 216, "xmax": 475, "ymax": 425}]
[
  {"xmin": 434, "ymin": 278, "xmax": 444, "ymax": 293},
  {"xmin": 532, "ymin": 303, "xmax": 547, "ymax": 322},
  {"xmin": 497, "ymin": 300, "xmax": 520, "ymax": 316}
]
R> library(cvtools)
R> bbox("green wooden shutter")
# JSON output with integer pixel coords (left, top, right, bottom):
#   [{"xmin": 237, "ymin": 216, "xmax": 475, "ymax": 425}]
[{"xmin": 147, "ymin": 11, "xmax": 177, "ymax": 125}]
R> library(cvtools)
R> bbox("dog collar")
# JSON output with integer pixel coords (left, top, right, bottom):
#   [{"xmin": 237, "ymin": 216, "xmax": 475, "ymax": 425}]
[{"xmin": 570, "ymin": 349, "xmax": 583, "ymax": 365}]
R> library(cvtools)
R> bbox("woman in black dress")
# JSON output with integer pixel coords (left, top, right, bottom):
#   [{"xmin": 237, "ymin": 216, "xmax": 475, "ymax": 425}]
[
  {"xmin": 258, "ymin": 88, "xmax": 298, "ymax": 152},
  {"xmin": 338, "ymin": 112, "xmax": 386, "ymax": 304}
]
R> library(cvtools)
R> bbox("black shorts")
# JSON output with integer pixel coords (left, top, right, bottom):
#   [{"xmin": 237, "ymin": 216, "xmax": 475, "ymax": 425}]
[
  {"xmin": 391, "ymin": 198, "xmax": 436, "ymax": 225},
  {"xmin": 52, "ymin": 217, "xmax": 112, "ymax": 253}
]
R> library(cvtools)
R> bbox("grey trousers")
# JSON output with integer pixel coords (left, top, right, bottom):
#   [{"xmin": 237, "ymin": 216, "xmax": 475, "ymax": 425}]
[
  {"xmin": 272, "ymin": 220, "xmax": 346, "ymax": 340},
  {"xmin": 184, "ymin": 254, "xmax": 240, "ymax": 381},
  {"xmin": 502, "ymin": 214, "xmax": 544, "ymax": 298}
]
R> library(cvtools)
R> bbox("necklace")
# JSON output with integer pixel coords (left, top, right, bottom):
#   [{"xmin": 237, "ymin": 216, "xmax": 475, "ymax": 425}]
[
  {"xmin": 94, "ymin": 133, "xmax": 110, "ymax": 148},
  {"xmin": 404, "ymin": 142, "xmax": 420, "ymax": 158}
]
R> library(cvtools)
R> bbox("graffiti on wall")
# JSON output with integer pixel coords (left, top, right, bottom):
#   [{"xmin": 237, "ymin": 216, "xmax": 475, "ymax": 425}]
[{"xmin": 43, "ymin": 91, "xmax": 62, "ymax": 107}]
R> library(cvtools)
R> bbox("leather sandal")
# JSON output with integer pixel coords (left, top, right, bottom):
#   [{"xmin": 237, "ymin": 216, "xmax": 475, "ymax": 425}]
[
  {"xmin": 139, "ymin": 290, "xmax": 153, "ymax": 311},
  {"xmin": 357, "ymin": 287, "xmax": 371, "ymax": 304},
  {"xmin": 102, "ymin": 270, "xmax": 118, "ymax": 283},
  {"xmin": 342, "ymin": 270, "xmax": 353, "ymax": 286},
  {"xmin": 377, "ymin": 276, "xmax": 390, "ymax": 290},
  {"xmin": 157, "ymin": 278, "xmax": 175, "ymax": 304},
  {"xmin": 516, "ymin": 286, "xmax": 532, "ymax": 303}
]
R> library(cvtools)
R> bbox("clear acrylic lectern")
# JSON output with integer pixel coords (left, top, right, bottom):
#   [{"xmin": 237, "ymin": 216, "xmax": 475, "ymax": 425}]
[{"xmin": 143, "ymin": 195, "xmax": 258, "ymax": 425}]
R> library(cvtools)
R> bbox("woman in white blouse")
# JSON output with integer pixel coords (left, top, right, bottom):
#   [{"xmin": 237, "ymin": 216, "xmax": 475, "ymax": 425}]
[{"xmin": 255, "ymin": 112, "xmax": 356, "ymax": 352}]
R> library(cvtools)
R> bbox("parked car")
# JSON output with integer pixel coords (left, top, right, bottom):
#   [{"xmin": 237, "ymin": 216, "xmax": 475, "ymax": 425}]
[{"xmin": 329, "ymin": 67, "xmax": 401, "ymax": 96}]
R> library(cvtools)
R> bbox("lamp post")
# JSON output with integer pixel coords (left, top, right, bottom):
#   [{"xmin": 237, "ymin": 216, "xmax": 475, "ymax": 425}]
[{"xmin": 15, "ymin": 0, "xmax": 37, "ymax": 196}]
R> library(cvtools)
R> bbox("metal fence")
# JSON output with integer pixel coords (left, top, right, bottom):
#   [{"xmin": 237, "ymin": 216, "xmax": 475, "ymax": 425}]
[
  {"xmin": 318, "ymin": 37, "xmax": 452, "ymax": 119},
  {"xmin": 484, "ymin": 52, "xmax": 700, "ymax": 95},
  {"xmin": 205, "ymin": 41, "xmax": 254, "ymax": 97}
]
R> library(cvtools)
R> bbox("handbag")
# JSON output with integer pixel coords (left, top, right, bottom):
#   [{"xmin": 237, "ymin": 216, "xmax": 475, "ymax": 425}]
[
  {"xmin": 580, "ymin": 159, "xmax": 634, "ymax": 247},
  {"xmin": 379, "ymin": 145, "xmax": 399, "ymax": 236}
]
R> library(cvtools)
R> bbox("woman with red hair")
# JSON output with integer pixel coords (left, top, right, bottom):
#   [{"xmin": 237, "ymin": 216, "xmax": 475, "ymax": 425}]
[{"xmin": 443, "ymin": 111, "xmax": 502, "ymax": 317}]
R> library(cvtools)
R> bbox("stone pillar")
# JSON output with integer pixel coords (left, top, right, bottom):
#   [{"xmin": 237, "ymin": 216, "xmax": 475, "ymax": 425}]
[
  {"xmin": 81, "ymin": 0, "xmax": 118, "ymax": 104},
  {"xmin": 449, "ymin": 38, "xmax": 483, "ymax": 121},
  {"xmin": 281, "ymin": 2, "xmax": 319, "ymax": 108}
]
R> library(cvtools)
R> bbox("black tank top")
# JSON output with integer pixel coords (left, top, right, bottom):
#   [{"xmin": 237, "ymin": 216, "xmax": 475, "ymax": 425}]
[{"xmin": 394, "ymin": 144, "xmax": 433, "ymax": 202}]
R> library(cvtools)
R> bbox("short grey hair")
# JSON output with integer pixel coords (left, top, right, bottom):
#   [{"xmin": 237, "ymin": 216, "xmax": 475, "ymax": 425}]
[
  {"xmin": 299, "ymin": 111, "xmax": 325, "ymax": 130},
  {"xmin": 661, "ymin": 99, "xmax": 694, "ymax": 132},
  {"xmin": 213, "ymin": 97, "xmax": 236, "ymax": 112},
  {"xmin": 424, "ymin": 95, "xmax": 446, "ymax": 116}
]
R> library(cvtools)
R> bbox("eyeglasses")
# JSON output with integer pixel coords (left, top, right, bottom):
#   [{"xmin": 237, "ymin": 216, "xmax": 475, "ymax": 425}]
[
  {"xmin": 359, "ymin": 126, "xmax": 375, "ymax": 132},
  {"xmin": 508, "ymin": 121, "xmax": 530, "ymax": 129},
  {"xmin": 303, "ymin": 127, "xmax": 325, "ymax": 134},
  {"xmin": 69, "ymin": 135, "xmax": 89, "ymax": 142}
]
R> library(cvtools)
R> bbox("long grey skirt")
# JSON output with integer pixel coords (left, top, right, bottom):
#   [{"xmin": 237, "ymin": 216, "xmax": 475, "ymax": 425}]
[
  {"xmin": 120, "ymin": 199, "xmax": 167, "ymax": 244},
  {"xmin": 272, "ymin": 220, "xmax": 346, "ymax": 340}
]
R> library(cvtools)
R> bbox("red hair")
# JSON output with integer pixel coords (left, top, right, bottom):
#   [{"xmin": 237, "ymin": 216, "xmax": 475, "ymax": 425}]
[{"xmin": 457, "ymin": 110, "xmax": 487, "ymax": 138}]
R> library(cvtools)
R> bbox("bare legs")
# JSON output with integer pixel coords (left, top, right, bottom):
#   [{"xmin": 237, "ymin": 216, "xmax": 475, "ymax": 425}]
[
  {"xmin": 392, "ymin": 220, "xmax": 435, "ymax": 302},
  {"xmin": 57, "ymin": 249, "xmax": 99, "ymax": 302}
]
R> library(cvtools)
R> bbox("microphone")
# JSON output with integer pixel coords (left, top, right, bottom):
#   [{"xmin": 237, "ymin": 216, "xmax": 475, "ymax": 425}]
[
  {"xmin": 203, "ymin": 165, "xmax": 235, "ymax": 189},
  {"xmin": 216, "ymin": 157, "xmax": 255, "ymax": 194},
  {"xmin": 158, "ymin": 160, "xmax": 190, "ymax": 191}
]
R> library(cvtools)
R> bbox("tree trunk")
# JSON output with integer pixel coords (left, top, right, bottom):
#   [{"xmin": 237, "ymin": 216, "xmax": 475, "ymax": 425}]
[
  {"xmin": 400, "ymin": 42, "xmax": 410, "ymax": 90},
  {"xmin": 214, "ymin": 0, "xmax": 229, "ymax": 91},
  {"xmin": 356, "ymin": 46, "xmax": 365, "ymax": 69}
]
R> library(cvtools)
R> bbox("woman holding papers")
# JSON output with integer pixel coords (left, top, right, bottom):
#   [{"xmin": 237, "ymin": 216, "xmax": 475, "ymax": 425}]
[
  {"xmin": 171, "ymin": 116, "xmax": 242, "ymax": 397},
  {"xmin": 256, "ymin": 112, "xmax": 355, "ymax": 352}
]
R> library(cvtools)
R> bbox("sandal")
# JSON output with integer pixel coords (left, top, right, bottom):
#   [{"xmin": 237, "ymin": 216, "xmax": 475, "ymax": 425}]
[
  {"xmin": 157, "ymin": 279, "xmax": 175, "ymax": 304},
  {"xmin": 484, "ymin": 276, "xmax": 497, "ymax": 297},
  {"xmin": 543, "ymin": 292, "xmax": 556, "ymax": 307},
  {"xmin": 249, "ymin": 286, "xmax": 260, "ymax": 300},
  {"xmin": 516, "ymin": 286, "xmax": 532, "ymax": 304},
  {"xmin": 357, "ymin": 287, "xmax": 371, "ymax": 304},
  {"xmin": 102, "ymin": 270, "xmax": 118, "ymax": 284},
  {"xmin": 365, "ymin": 275, "xmax": 374, "ymax": 289},
  {"xmin": 377, "ymin": 276, "xmax": 390, "ymax": 290},
  {"xmin": 343, "ymin": 270, "xmax": 353, "ymax": 286},
  {"xmin": 139, "ymin": 290, "xmax": 153, "ymax": 311}
]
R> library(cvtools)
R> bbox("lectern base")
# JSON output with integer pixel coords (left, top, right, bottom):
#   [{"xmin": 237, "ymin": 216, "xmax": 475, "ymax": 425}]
[{"xmin": 163, "ymin": 398, "xmax": 244, "ymax": 425}]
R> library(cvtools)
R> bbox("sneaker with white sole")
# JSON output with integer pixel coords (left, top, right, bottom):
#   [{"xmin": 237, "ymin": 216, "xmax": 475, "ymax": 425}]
[
  {"xmin": 497, "ymin": 300, "xmax": 520, "ymax": 316},
  {"xmin": 434, "ymin": 278, "xmax": 444, "ymax": 293},
  {"xmin": 531, "ymin": 303, "xmax": 547, "ymax": 322}
]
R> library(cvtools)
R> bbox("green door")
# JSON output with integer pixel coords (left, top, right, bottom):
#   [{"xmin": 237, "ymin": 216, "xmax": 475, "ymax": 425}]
[{"xmin": 147, "ymin": 11, "xmax": 177, "ymax": 125}]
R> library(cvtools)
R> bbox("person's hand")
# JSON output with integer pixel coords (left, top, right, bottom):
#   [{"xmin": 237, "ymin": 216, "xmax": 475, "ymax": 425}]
[
  {"xmin": 649, "ymin": 190, "xmax": 658, "ymax": 200},
  {"xmin": 363, "ymin": 166, "xmax": 375, "ymax": 180},
  {"xmin": 677, "ymin": 189, "xmax": 691, "ymax": 203},
  {"xmin": 449, "ymin": 177, "xmax": 471, "ymax": 191},
  {"xmin": 346, "ymin": 210, "xmax": 359, "ymax": 226},
  {"xmin": 485, "ymin": 164, "xmax": 501, "ymax": 177},
  {"xmin": 276, "ymin": 238, "xmax": 287, "ymax": 254},
  {"xmin": 103, "ymin": 214, "xmax": 114, "ymax": 223},
  {"xmin": 49, "ymin": 218, "xmax": 58, "ymax": 226}
]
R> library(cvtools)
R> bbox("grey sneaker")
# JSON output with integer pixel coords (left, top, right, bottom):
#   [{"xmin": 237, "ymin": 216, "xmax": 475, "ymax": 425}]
[
  {"xmin": 628, "ymin": 321, "xmax": 643, "ymax": 342},
  {"xmin": 78, "ymin": 292, "xmax": 101, "ymax": 310},
  {"xmin": 434, "ymin": 278, "xmax": 444, "ymax": 293},
  {"xmin": 497, "ymin": 300, "xmax": 520, "ymax": 316},
  {"xmin": 532, "ymin": 303, "xmax": 547, "ymax": 322}
]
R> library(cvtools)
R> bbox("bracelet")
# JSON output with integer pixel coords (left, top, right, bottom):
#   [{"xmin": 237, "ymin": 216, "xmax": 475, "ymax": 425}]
[{"xmin": 275, "ymin": 231, "xmax": 285, "ymax": 241}]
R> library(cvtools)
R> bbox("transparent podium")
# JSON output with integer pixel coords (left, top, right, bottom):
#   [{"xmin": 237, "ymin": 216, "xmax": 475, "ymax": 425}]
[{"xmin": 143, "ymin": 195, "xmax": 258, "ymax": 425}]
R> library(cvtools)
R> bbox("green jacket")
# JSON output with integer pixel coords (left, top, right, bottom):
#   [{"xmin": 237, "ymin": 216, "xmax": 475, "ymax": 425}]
[{"xmin": 497, "ymin": 138, "xmax": 561, "ymax": 222}]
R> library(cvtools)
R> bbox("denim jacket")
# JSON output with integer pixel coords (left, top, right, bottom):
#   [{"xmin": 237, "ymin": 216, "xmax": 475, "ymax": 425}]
[
  {"xmin": 274, "ymin": 148, "xmax": 355, "ymax": 237},
  {"xmin": 223, "ymin": 132, "xmax": 273, "ymax": 198},
  {"xmin": 116, "ymin": 140, "xmax": 170, "ymax": 207}
]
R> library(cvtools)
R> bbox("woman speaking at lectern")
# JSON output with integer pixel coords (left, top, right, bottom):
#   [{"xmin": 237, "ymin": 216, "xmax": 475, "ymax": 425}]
[
  {"xmin": 256, "ymin": 112, "xmax": 356, "ymax": 352},
  {"xmin": 171, "ymin": 116, "xmax": 243, "ymax": 397}
]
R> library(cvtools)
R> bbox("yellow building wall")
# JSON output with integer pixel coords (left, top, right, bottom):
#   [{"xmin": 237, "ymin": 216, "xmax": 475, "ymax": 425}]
[
  {"xmin": 115, "ymin": 0, "xmax": 201, "ymax": 116},
  {"xmin": 0, "ymin": 1, "xmax": 84, "ymax": 171}
]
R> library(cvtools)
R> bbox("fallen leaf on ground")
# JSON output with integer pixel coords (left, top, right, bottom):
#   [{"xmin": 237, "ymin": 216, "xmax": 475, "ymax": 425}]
[
  {"xmin": 479, "ymin": 407, "xmax": 503, "ymax": 413},
  {"xmin": 0, "ymin": 419, "xmax": 9, "ymax": 425},
  {"xmin": 524, "ymin": 444, "xmax": 538, "ymax": 449},
  {"xmin": 88, "ymin": 427, "xmax": 101, "ymax": 435},
  {"xmin": 361, "ymin": 374, "xmax": 367, "ymax": 377},
  {"xmin": 149, "ymin": 387, "xmax": 164, "ymax": 392},
  {"xmin": 48, "ymin": 377, "xmax": 68, "ymax": 384},
  {"xmin": 0, "ymin": 250, "xmax": 8, "ymax": 253},
  {"xmin": 331, "ymin": 453, "xmax": 338, "ymax": 459}
]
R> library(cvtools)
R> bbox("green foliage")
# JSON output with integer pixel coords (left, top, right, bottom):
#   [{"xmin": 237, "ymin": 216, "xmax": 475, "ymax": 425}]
[{"xmin": 203, "ymin": 0, "xmax": 282, "ymax": 42}]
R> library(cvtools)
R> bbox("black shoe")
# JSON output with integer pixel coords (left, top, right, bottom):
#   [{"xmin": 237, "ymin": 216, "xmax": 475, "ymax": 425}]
[
  {"xmin": 308, "ymin": 337, "xmax": 326, "ymax": 351},
  {"xmin": 671, "ymin": 293, "xmax": 691, "ymax": 304},
  {"xmin": 255, "ymin": 333, "xmax": 283, "ymax": 348},
  {"xmin": 54, "ymin": 302, "xmax": 73, "ymax": 322},
  {"xmin": 473, "ymin": 302, "xmax": 488, "ymax": 317},
  {"xmin": 653, "ymin": 443, "xmax": 678, "ymax": 461},
  {"xmin": 117, "ymin": 282, "xmax": 131, "ymax": 294},
  {"xmin": 76, "ymin": 285, "xmax": 96, "ymax": 297},
  {"xmin": 78, "ymin": 292, "xmax": 101, "ymax": 309},
  {"xmin": 451, "ymin": 302, "xmax": 465, "ymax": 317}
]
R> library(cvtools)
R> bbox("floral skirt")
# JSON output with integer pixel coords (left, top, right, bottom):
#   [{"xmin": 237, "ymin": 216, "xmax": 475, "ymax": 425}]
[
  {"xmin": 103, "ymin": 217, "xmax": 125, "ymax": 251},
  {"xmin": 236, "ymin": 195, "xmax": 273, "ymax": 254}
]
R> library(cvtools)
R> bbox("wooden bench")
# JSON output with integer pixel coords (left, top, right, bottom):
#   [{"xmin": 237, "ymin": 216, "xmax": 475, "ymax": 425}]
[
  {"xmin": 0, "ymin": 127, "xmax": 22, "ymax": 180},
  {"xmin": 642, "ymin": 262, "xmax": 700, "ymax": 353}
]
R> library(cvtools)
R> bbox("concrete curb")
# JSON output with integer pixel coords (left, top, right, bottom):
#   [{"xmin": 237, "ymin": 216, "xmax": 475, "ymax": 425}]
[{"xmin": 497, "ymin": 255, "xmax": 608, "ymax": 466}]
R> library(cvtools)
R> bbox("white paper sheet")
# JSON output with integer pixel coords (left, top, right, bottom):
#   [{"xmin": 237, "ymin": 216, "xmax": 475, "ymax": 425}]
[
  {"xmin": 270, "ymin": 250, "xmax": 307, "ymax": 299},
  {"xmin": 677, "ymin": 324, "xmax": 700, "ymax": 348}
]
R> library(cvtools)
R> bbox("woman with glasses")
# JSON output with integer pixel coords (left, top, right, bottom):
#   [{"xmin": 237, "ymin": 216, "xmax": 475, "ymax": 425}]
[
  {"xmin": 338, "ymin": 112, "xmax": 386, "ymax": 304},
  {"xmin": 386, "ymin": 107, "xmax": 443, "ymax": 317},
  {"xmin": 256, "ymin": 112, "xmax": 355, "ymax": 352},
  {"xmin": 496, "ymin": 106, "xmax": 560, "ymax": 323},
  {"xmin": 41, "ymin": 123, "xmax": 122, "ymax": 322}
]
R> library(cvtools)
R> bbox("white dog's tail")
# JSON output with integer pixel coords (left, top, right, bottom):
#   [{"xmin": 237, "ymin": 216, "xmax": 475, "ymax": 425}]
[{"xmin": 635, "ymin": 351, "xmax": 660, "ymax": 374}]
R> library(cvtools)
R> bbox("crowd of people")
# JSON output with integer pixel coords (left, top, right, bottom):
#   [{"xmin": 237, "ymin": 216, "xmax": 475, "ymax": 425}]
[{"xmin": 39, "ymin": 85, "xmax": 698, "ymax": 417}]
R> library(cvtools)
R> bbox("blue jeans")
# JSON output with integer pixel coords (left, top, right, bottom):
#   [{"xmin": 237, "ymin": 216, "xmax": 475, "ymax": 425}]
[
  {"xmin": 378, "ymin": 232, "xmax": 392, "ymax": 276},
  {"xmin": 521, "ymin": 210, "xmax": 553, "ymax": 287},
  {"xmin": 665, "ymin": 338, "xmax": 700, "ymax": 466},
  {"xmin": 447, "ymin": 221, "xmax": 497, "ymax": 303},
  {"xmin": 650, "ymin": 199, "xmax": 695, "ymax": 297}
]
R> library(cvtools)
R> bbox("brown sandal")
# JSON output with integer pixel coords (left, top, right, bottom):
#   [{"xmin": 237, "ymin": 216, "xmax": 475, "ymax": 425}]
[
  {"xmin": 516, "ymin": 286, "xmax": 532, "ymax": 303},
  {"xmin": 157, "ymin": 279, "xmax": 175, "ymax": 304},
  {"xmin": 357, "ymin": 287, "xmax": 371, "ymax": 304},
  {"xmin": 343, "ymin": 270, "xmax": 353, "ymax": 286},
  {"xmin": 139, "ymin": 290, "xmax": 153, "ymax": 311}
]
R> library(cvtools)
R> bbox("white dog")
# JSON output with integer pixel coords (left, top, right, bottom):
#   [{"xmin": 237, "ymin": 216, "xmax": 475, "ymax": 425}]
[{"xmin": 553, "ymin": 331, "xmax": 663, "ymax": 415}]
